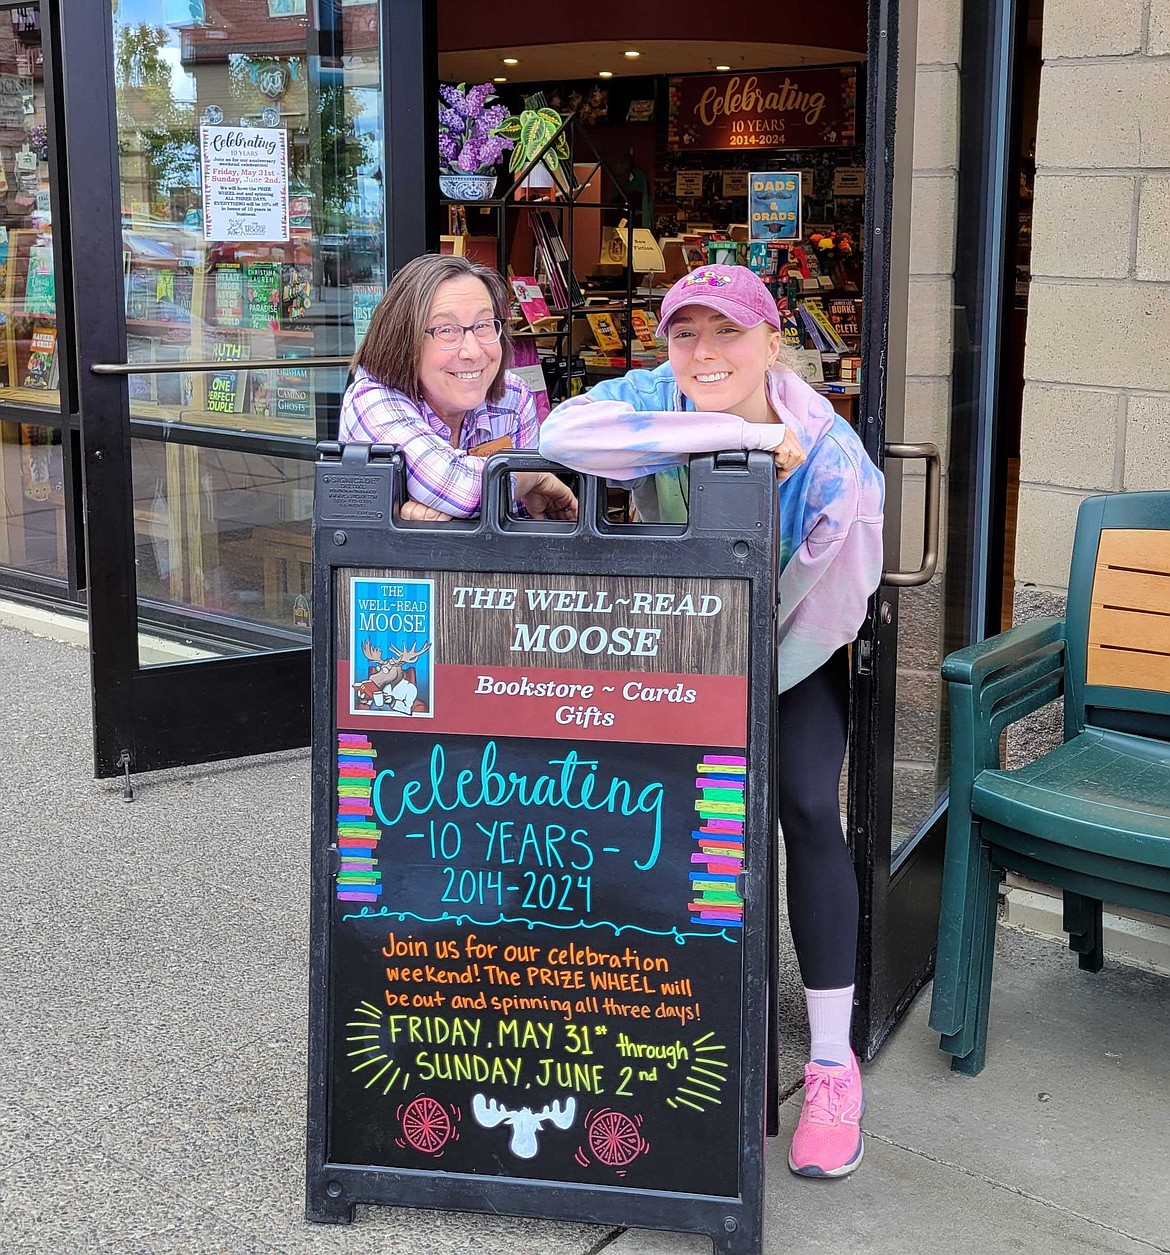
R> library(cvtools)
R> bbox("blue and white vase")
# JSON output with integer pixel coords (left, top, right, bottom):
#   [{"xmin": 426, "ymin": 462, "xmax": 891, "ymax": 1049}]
[{"xmin": 439, "ymin": 172, "xmax": 497, "ymax": 201}]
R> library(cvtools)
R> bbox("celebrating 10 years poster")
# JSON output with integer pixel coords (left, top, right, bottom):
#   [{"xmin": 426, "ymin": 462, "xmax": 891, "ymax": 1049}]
[{"xmin": 328, "ymin": 568, "xmax": 751, "ymax": 1196}]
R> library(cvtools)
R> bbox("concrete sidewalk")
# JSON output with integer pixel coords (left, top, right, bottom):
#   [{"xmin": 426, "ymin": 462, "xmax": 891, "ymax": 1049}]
[{"xmin": 1, "ymin": 623, "xmax": 1168, "ymax": 1254}]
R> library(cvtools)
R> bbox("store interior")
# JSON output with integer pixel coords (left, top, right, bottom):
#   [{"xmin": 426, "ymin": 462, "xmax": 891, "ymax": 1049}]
[{"xmin": 435, "ymin": 3, "xmax": 868, "ymax": 420}]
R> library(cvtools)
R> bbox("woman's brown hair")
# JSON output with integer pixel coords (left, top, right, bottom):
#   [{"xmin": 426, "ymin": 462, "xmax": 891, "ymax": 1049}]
[{"xmin": 351, "ymin": 253, "xmax": 515, "ymax": 405}]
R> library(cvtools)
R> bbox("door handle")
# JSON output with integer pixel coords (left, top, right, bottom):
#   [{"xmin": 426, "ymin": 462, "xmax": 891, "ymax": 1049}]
[
  {"xmin": 90, "ymin": 355, "xmax": 350, "ymax": 375},
  {"xmin": 881, "ymin": 442, "xmax": 941, "ymax": 587}
]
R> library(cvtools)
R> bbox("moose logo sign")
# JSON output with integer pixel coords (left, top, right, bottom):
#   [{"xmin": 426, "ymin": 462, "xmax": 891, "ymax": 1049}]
[
  {"xmin": 472, "ymin": 1094, "xmax": 577, "ymax": 1159},
  {"xmin": 348, "ymin": 577, "xmax": 434, "ymax": 717}
]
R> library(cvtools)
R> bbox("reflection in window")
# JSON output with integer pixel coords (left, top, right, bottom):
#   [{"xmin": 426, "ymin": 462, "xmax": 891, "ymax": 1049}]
[
  {"xmin": 132, "ymin": 437, "xmax": 314, "ymax": 637},
  {"xmin": 0, "ymin": 419, "xmax": 65, "ymax": 577},
  {"xmin": 113, "ymin": 3, "xmax": 385, "ymax": 438},
  {"xmin": 112, "ymin": 3, "xmax": 385, "ymax": 654}
]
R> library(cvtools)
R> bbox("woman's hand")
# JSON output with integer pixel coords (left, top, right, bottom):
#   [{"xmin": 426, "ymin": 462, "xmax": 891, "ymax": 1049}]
[
  {"xmin": 516, "ymin": 471, "xmax": 578, "ymax": 521},
  {"xmin": 400, "ymin": 498, "xmax": 454, "ymax": 522},
  {"xmin": 772, "ymin": 428, "xmax": 807, "ymax": 480}
]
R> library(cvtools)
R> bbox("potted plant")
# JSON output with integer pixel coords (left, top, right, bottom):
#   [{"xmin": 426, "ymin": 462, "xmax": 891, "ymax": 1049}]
[
  {"xmin": 491, "ymin": 92, "xmax": 573, "ymax": 196},
  {"xmin": 438, "ymin": 82, "xmax": 513, "ymax": 201}
]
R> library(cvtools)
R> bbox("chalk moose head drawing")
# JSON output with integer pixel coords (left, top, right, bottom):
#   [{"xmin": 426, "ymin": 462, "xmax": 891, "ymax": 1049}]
[
  {"xmin": 471, "ymin": 1093, "xmax": 577, "ymax": 1159},
  {"xmin": 353, "ymin": 638, "xmax": 430, "ymax": 715}
]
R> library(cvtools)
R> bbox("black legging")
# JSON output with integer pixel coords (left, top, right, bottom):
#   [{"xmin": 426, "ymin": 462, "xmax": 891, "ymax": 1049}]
[{"xmin": 776, "ymin": 647, "xmax": 859, "ymax": 990}]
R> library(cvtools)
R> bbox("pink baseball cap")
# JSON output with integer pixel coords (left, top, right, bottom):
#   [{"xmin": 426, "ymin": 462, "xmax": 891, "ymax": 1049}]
[{"xmin": 657, "ymin": 264, "xmax": 781, "ymax": 337}]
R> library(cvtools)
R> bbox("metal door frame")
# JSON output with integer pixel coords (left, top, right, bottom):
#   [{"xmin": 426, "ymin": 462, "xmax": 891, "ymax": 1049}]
[
  {"xmin": 849, "ymin": 0, "xmax": 1024, "ymax": 1058},
  {"xmin": 59, "ymin": 0, "xmax": 436, "ymax": 778}
]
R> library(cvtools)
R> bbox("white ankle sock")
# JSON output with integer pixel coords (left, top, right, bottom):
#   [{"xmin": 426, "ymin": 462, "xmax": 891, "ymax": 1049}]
[{"xmin": 805, "ymin": 984, "xmax": 855, "ymax": 1067}]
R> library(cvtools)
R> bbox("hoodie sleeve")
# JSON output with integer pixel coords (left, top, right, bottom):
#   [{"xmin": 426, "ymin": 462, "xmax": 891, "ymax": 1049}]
[
  {"xmin": 776, "ymin": 516, "xmax": 884, "ymax": 692},
  {"xmin": 775, "ymin": 432, "xmax": 885, "ymax": 693},
  {"xmin": 539, "ymin": 378, "xmax": 787, "ymax": 480}
]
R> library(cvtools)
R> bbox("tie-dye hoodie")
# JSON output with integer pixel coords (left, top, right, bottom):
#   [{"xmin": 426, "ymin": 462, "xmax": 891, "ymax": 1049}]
[{"xmin": 539, "ymin": 362, "xmax": 885, "ymax": 692}]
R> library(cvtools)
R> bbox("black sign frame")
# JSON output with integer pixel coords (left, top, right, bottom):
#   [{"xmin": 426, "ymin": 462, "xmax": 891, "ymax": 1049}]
[{"xmin": 306, "ymin": 445, "xmax": 777, "ymax": 1254}]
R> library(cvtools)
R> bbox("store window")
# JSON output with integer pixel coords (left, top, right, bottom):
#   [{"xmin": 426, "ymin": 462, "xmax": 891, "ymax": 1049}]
[
  {"xmin": 112, "ymin": 0, "xmax": 385, "ymax": 653},
  {"xmin": 131, "ymin": 438, "xmax": 315, "ymax": 631},
  {"xmin": 0, "ymin": 5, "xmax": 66, "ymax": 585},
  {"xmin": 0, "ymin": 5, "xmax": 56, "ymax": 413}
]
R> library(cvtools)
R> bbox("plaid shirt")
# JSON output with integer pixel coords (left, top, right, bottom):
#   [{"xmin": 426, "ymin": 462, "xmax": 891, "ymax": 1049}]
[{"xmin": 338, "ymin": 367, "xmax": 538, "ymax": 517}]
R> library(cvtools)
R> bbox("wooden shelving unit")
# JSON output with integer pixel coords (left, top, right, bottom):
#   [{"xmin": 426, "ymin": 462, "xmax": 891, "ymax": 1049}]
[{"xmin": 441, "ymin": 114, "xmax": 642, "ymax": 401}]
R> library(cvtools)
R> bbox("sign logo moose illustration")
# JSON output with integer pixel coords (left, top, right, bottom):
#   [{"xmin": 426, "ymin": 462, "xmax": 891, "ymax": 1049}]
[{"xmin": 471, "ymin": 1094, "xmax": 577, "ymax": 1159}]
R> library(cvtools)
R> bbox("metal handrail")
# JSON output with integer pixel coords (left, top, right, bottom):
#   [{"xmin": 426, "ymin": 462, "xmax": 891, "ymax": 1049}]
[{"xmin": 90, "ymin": 355, "xmax": 351, "ymax": 376}]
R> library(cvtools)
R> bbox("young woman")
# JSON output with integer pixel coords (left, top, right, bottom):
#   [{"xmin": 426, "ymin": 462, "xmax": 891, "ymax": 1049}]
[
  {"xmin": 339, "ymin": 253, "xmax": 575, "ymax": 522},
  {"xmin": 540, "ymin": 264, "xmax": 884, "ymax": 1179}
]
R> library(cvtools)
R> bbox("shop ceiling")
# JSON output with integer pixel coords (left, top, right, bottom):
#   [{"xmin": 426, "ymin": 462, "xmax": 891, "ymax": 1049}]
[
  {"xmin": 436, "ymin": 3, "xmax": 866, "ymax": 81},
  {"xmin": 440, "ymin": 39, "xmax": 865, "ymax": 83}
]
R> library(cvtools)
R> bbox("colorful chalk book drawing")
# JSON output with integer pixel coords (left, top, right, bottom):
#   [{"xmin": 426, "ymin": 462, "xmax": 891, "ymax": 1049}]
[
  {"xmin": 336, "ymin": 735, "xmax": 382, "ymax": 904},
  {"xmin": 690, "ymin": 755, "xmax": 745, "ymax": 927}
]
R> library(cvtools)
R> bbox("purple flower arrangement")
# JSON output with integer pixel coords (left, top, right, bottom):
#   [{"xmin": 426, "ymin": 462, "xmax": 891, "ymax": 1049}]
[
  {"xmin": 27, "ymin": 124, "xmax": 49, "ymax": 162},
  {"xmin": 438, "ymin": 82, "xmax": 514, "ymax": 174}
]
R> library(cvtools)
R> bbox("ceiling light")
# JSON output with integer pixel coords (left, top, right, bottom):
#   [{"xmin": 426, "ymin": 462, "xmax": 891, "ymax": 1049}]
[
  {"xmin": 623, "ymin": 50, "xmax": 640, "ymax": 58},
  {"xmin": 494, "ymin": 76, "xmax": 507, "ymax": 82},
  {"xmin": 598, "ymin": 70, "xmax": 614, "ymax": 78},
  {"xmin": 502, "ymin": 57, "xmax": 519, "ymax": 66},
  {"xmin": 715, "ymin": 64, "xmax": 731, "ymax": 72}
]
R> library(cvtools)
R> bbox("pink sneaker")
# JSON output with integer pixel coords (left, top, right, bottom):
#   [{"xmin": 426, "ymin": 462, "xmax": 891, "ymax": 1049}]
[{"xmin": 788, "ymin": 1053, "xmax": 865, "ymax": 1178}]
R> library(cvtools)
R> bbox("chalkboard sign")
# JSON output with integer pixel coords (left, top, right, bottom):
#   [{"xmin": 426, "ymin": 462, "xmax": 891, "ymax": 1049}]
[{"xmin": 307, "ymin": 448, "xmax": 776, "ymax": 1254}]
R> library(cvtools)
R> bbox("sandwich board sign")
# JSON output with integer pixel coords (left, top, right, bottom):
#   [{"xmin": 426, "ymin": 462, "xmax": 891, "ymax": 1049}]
[{"xmin": 306, "ymin": 445, "xmax": 777, "ymax": 1253}]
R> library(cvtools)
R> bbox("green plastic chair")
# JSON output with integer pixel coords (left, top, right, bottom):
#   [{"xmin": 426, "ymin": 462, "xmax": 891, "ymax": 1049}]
[{"xmin": 930, "ymin": 491, "xmax": 1170, "ymax": 1075}]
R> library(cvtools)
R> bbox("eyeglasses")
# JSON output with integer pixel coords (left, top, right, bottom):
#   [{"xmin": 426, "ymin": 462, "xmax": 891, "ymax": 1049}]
[{"xmin": 423, "ymin": 318, "xmax": 504, "ymax": 348}]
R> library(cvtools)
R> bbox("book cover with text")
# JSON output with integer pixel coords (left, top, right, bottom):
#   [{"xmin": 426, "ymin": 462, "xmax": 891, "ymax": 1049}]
[
  {"xmin": 629, "ymin": 308, "xmax": 661, "ymax": 350},
  {"xmin": 510, "ymin": 275, "xmax": 551, "ymax": 325},
  {"xmin": 22, "ymin": 327, "xmax": 56, "ymax": 388},
  {"xmin": 348, "ymin": 577, "xmax": 435, "ymax": 718},
  {"xmin": 126, "ymin": 262, "xmax": 158, "ymax": 321},
  {"xmin": 245, "ymin": 262, "xmax": 281, "ymax": 330},
  {"xmin": 214, "ymin": 264, "xmax": 245, "ymax": 327},
  {"xmin": 585, "ymin": 311, "xmax": 623, "ymax": 352},
  {"xmin": 23, "ymin": 243, "xmax": 55, "ymax": 316},
  {"xmin": 352, "ymin": 284, "xmax": 383, "ymax": 348}
]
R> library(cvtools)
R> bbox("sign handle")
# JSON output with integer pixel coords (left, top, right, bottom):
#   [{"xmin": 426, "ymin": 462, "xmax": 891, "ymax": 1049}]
[{"xmin": 480, "ymin": 449, "xmax": 598, "ymax": 533}]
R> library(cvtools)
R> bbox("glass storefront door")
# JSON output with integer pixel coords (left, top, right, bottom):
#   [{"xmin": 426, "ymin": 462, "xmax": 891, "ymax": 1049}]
[
  {"xmin": 63, "ymin": 0, "xmax": 434, "ymax": 776},
  {"xmin": 848, "ymin": 0, "xmax": 1019, "ymax": 1057},
  {"xmin": 114, "ymin": 2, "xmax": 383, "ymax": 657}
]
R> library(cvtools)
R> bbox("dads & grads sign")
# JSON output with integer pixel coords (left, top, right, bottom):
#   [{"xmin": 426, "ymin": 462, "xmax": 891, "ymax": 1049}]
[
  {"xmin": 668, "ymin": 66, "xmax": 857, "ymax": 151},
  {"xmin": 749, "ymin": 172, "xmax": 801, "ymax": 242}
]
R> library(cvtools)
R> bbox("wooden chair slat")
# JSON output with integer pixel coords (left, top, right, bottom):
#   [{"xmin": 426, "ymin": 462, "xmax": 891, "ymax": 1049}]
[
  {"xmin": 1086, "ymin": 643, "xmax": 1170, "ymax": 693},
  {"xmin": 1091, "ymin": 567, "xmax": 1170, "ymax": 617},
  {"xmin": 1096, "ymin": 528, "xmax": 1170, "ymax": 577},
  {"xmin": 1088, "ymin": 605, "xmax": 1170, "ymax": 655}
]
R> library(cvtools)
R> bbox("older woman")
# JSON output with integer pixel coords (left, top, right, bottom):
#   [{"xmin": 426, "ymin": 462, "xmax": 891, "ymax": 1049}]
[{"xmin": 339, "ymin": 253, "xmax": 575, "ymax": 521}]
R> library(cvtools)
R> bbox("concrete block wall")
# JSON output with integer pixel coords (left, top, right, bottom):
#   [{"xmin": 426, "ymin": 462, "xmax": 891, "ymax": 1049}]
[
  {"xmin": 1016, "ymin": 1, "xmax": 1170, "ymax": 607},
  {"xmin": 1010, "ymin": 0, "xmax": 1170, "ymax": 945}
]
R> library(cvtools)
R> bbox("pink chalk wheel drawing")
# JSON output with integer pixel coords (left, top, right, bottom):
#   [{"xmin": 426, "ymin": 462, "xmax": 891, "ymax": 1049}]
[
  {"xmin": 585, "ymin": 1109, "xmax": 648, "ymax": 1168},
  {"xmin": 400, "ymin": 1095, "xmax": 455, "ymax": 1154}
]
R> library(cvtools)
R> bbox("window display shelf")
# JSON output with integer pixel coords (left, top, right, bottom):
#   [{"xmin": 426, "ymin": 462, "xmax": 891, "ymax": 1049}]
[{"xmin": 0, "ymin": 384, "xmax": 62, "ymax": 410}]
